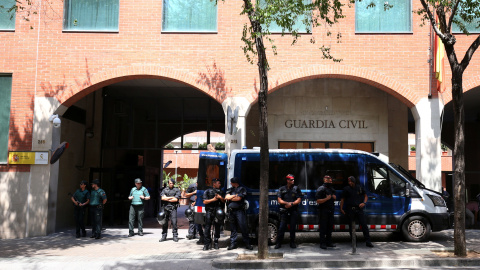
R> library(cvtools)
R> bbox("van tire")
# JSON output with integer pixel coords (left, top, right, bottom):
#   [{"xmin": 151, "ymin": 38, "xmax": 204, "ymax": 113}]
[
  {"xmin": 402, "ymin": 216, "xmax": 431, "ymax": 242},
  {"xmin": 267, "ymin": 218, "xmax": 280, "ymax": 245}
]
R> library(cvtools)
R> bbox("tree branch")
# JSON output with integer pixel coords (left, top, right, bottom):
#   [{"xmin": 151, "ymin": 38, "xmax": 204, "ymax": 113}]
[
  {"xmin": 460, "ymin": 35, "xmax": 480, "ymax": 70},
  {"xmin": 447, "ymin": 0, "xmax": 461, "ymax": 33},
  {"xmin": 419, "ymin": 0, "xmax": 446, "ymax": 40}
]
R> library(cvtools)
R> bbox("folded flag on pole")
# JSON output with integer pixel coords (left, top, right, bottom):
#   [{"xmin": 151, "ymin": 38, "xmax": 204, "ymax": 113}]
[{"xmin": 434, "ymin": 18, "xmax": 446, "ymax": 93}]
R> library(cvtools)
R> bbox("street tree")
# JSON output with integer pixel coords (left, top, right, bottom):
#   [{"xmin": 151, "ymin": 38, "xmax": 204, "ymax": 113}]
[
  {"xmin": 417, "ymin": 0, "xmax": 480, "ymax": 257},
  {"xmin": 222, "ymin": 0, "xmax": 349, "ymax": 258}
]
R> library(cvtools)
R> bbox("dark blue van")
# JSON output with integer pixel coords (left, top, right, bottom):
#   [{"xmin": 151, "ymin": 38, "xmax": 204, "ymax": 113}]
[{"xmin": 194, "ymin": 149, "xmax": 450, "ymax": 242}]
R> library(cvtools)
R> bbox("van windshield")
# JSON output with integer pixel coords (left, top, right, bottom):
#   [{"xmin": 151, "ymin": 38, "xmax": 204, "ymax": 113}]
[{"xmin": 389, "ymin": 163, "xmax": 425, "ymax": 189}]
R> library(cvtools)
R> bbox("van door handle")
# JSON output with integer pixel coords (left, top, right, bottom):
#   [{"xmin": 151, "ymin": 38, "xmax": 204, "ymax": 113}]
[{"xmin": 368, "ymin": 196, "xmax": 377, "ymax": 200}]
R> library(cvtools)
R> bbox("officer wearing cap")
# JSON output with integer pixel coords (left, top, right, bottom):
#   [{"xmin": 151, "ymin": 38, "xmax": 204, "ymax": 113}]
[
  {"xmin": 225, "ymin": 177, "xmax": 253, "ymax": 250},
  {"xmin": 203, "ymin": 178, "xmax": 225, "ymax": 250},
  {"xmin": 316, "ymin": 175, "xmax": 336, "ymax": 249},
  {"xmin": 71, "ymin": 180, "xmax": 90, "ymax": 238},
  {"xmin": 90, "ymin": 179, "xmax": 107, "ymax": 239},
  {"xmin": 128, "ymin": 178, "xmax": 150, "ymax": 237},
  {"xmin": 275, "ymin": 174, "xmax": 303, "ymax": 249},
  {"xmin": 340, "ymin": 176, "xmax": 373, "ymax": 247},
  {"xmin": 185, "ymin": 181, "xmax": 205, "ymax": 243},
  {"xmin": 159, "ymin": 178, "xmax": 181, "ymax": 242}
]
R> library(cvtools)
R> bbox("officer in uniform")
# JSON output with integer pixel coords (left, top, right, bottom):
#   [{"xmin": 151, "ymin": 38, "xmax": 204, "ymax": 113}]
[
  {"xmin": 90, "ymin": 179, "xmax": 107, "ymax": 239},
  {"xmin": 128, "ymin": 178, "xmax": 150, "ymax": 237},
  {"xmin": 71, "ymin": 180, "xmax": 90, "ymax": 238},
  {"xmin": 159, "ymin": 178, "xmax": 181, "ymax": 242},
  {"xmin": 202, "ymin": 178, "xmax": 225, "ymax": 250},
  {"xmin": 316, "ymin": 175, "xmax": 336, "ymax": 249},
  {"xmin": 275, "ymin": 174, "xmax": 302, "ymax": 249},
  {"xmin": 340, "ymin": 176, "xmax": 373, "ymax": 247},
  {"xmin": 225, "ymin": 177, "xmax": 253, "ymax": 250},
  {"xmin": 185, "ymin": 181, "xmax": 205, "ymax": 242}
]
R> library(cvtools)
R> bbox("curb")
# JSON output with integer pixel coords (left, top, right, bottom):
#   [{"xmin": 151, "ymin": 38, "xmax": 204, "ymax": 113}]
[{"xmin": 212, "ymin": 257, "xmax": 480, "ymax": 269}]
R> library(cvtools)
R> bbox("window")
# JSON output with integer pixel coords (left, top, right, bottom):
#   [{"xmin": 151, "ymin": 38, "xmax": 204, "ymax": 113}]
[
  {"xmin": 162, "ymin": 0, "xmax": 217, "ymax": 32},
  {"xmin": 355, "ymin": 0, "xmax": 411, "ymax": 33},
  {"xmin": 238, "ymin": 153, "xmax": 306, "ymax": 190},
  {"xmin": 63, "ymin": 0, "xmax": 119, "ymax": 31},
  {"xmin": 259, "ymin": 0, "xmax": 311, "ymax": 33},
  {"xmin": 0, "ymin": 75, "xmax": 12, "ymax": 163},
  {"xmin": 367, "ymin": 163, "xmax": 406, "ymax": 197},
  {"xmin": 452, "ymin": 15, "xmax": 480, "ymax": 33},
  {"xmin": 0, "ymin": 0, "xmax": 15, "ymax": 30}
]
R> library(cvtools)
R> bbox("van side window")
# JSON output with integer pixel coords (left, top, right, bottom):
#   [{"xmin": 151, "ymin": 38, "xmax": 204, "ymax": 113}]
[
  {"xmin": 306, "ymin": 160, "xmax": 358, "ymax": 190},
  {"xmin": 367, "ymin": 164, "xmax": 406, "ymax": 197},
  {"xmin": 368, "ymin": 164, "xmax": 392, "ymax": 197},
  {"xmin": 240, "ymin": 159, "xmax": 306, "ymax": 190}
]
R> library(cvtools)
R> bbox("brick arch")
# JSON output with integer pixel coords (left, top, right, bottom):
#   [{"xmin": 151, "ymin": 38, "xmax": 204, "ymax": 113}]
[
  {"xmin": 248, "ymin": 65, "xmax": 419, "ymax": 108},
  {"xmin": 441, "ymin": 75, "xmax": 480, "ymax": 105},
  {"xmin": 57, "ymin": 65, "xmax": 225, "ymax": 107}
]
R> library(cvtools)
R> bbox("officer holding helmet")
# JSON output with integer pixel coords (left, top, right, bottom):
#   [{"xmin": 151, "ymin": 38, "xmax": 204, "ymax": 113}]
[
  {"xmin": 185, "ymin": 181, "xmax": 204, "ymax": 243},
  {"xmin": 225, "ymin": 177, "xmax": 253, "ymax": 250},
  {"xmin": 128, "ymin": 178, "xmax": 150, "ymax": 237},
  {"xmin": 202, "ymin": 178, "xmax": 225, "ymax": 250},
  {"xmin": 159, "ymin": 178, "xmax": 181, "ymax": 242}
]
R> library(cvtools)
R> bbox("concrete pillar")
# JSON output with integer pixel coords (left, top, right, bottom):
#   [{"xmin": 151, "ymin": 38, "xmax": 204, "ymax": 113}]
[
  {"xmin": 411, "ymin": 97, "xmax": 443, "ymax": 192},
  {"xmin": 222, "ymin": 97, "xmax": 252, "ymax": 156},
  {"xmin": 29, "ymin": 97, "xmax": 65, "ymax": 236}
]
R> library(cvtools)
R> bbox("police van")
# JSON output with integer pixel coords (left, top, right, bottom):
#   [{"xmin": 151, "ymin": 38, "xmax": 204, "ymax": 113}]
[{"xmin": 194, "ymin": 149, "xmax": 450, "ymax": 242}]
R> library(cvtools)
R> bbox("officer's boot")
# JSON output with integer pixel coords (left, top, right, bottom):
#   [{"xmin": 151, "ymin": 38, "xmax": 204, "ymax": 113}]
[
  {"xmin": 197, "ymin": 236, "xmax": 205, "ymax": 245},
  {"xmin": 213, "ymin": 240, "xmax": 219, "ymax": 250},
  {"xmin": 203, "ymin": 243, "xmax": 210, "ymax": 251},
  {"xmin": 173, "ymin": 235, "xmax": 179, "ymax": 242},
  {"xmin": 159, "ymin": 234, "xmax": 167, "ymax": 242}
]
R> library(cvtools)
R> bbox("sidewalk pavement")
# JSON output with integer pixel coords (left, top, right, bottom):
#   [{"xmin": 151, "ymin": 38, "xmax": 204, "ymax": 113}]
[{"xmin": 1, "ymin": 220, "xmax": 480, "ymax": 269}]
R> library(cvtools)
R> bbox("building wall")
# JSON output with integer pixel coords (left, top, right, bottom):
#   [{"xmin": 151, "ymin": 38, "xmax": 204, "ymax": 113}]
[{"xmin": 1, "ymin": 0, "xmax": 480, "ymax": 238}]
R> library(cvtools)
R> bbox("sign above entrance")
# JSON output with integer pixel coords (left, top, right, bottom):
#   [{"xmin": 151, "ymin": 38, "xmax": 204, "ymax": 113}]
[
  {"xmin": 8, "ymin": 151, "xmax": 49, "ymax": 165},
  {"xmin": 285, "ymin": 119, "xmax": 368, "ymax": 129}
]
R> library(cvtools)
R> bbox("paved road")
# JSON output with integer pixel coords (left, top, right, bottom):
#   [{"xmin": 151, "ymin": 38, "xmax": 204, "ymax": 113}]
[{"xmin": 1, "ymin": 209, "xmax": 480, "ymax": 270}]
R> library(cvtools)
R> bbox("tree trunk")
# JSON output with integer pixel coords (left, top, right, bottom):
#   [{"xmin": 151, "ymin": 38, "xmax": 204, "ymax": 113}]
[
  {"xmin": 451, "ymin": 69, "xmax": 466, "ymax": 257},
  {"xmin": 256, "ymin": 33, "xmax": 270, "ymax": 260}
]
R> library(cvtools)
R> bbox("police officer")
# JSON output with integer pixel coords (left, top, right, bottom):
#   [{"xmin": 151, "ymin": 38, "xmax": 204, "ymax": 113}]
[
  {"xmin": 225, "ymin": 177, "xmax": 253, "ymax": 250},
  {"xmin": 90, "ymin": 179, "xmax": 107, "ymax": 239},
  {"xmin": 185, "ymin": 181, "xmax": 205, "ymax": 243},
  {"xmin": 203, "ymin": 178, "xmax": 225, "ymax": 250},
  {"xmin": 316, "ymin": 175, "xmax": 336, "ymax": 249},
  {"xmin": 71, "ymin": 180, "xmax": 90, "ymax": 238},
  {"xmin": 159, "ymin": 178, "xmax": 181, "ymax": 242},
  {"xmin": 275, "ymin": 174, "xmax": 302, "ymax": 249},
  {"xmin": 340, "ymin": 176, "xmax": 373, "ymax": 247},
  {"xmin": 128, "ymin": 178, "xmax": 150, "ymax": 237}
]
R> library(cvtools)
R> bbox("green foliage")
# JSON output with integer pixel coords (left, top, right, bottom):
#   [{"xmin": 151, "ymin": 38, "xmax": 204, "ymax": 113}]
[
  {"xmin": 162, "ymin": 170, "xmax": 180, "ymax": 187},
  {"xmin": 215, "ymin": 142, "xmax": 225, "ymax": 149},
  {"xmin": 198, "ymin": 142, "xmax": 208, "ymax": 149},
  {"xmin": 183, "ymin": 142, "xmax": 193, "ymax": 149},
  {"xmin": 164, "ymin": 143, "xmax": 174, "ymax": 149},
  {"xmin": 230, "ymin": 0, "xmax": 350, "ymax": 66},
  {"xmin": 441, "ymin": 144, "xmax": 448, "ymax": 152},
  {"xmin": 179, "ymin": 174, "xmax": 196, "ymax": 191},
  {"xmin": 410, "ymin": 146, "xmax": 416, "ymax": 151},
  {"xmin": 416, "ymin": 0, "xmax": 480, "ymax": 36}
]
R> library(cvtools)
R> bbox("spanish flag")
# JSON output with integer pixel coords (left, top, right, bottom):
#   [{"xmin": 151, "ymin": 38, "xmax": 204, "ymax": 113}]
[{"xmin": 434, "ymin": 22, "xmax": 446, "ymax": 93}]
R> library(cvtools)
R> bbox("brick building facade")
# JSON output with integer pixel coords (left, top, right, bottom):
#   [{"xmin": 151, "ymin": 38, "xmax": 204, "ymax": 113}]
[{"xmin": 1, "ymin": 0, "xmax": 479, "ymax": 239}]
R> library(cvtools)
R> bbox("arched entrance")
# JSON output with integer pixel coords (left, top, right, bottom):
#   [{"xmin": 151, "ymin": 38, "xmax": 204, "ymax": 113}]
[{"xmin": 55, "ymin": 77, "xmax": 225, "ymax": 229}]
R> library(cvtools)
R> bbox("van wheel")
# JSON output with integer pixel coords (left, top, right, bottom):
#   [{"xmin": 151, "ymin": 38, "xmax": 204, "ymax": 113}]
[
  {"xmin": 255, "ymin": 218, "xmax": 279, "ymax": 245},
  {"xmin": 402, "ymin": 216, "xmax": 431, "ymax": 242},
  {"xmin": 267, "ymin": 218, "xmax": 280, "ymax": 245}
]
